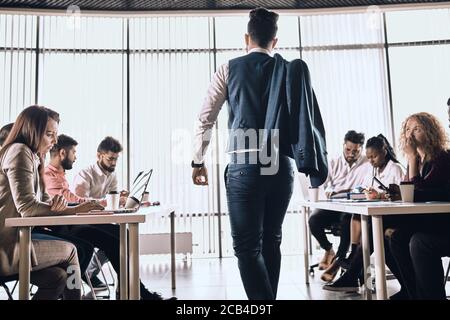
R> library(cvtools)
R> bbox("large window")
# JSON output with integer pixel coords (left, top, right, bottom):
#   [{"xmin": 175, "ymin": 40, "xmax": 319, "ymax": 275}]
[
  {"xmin": 0, "ymin": 15, "xmax": 36, "ymax": 124},
  {"xmin": 386, "ymin": 9, "xmax": 450, "ymax": 146},
  {"xmin": 37, "ymin": 16, "xmax": 128, "ymax": 185},
  {"xmin": 300, "ymin": 12, "xmax": 391, "ymax": 158},
  {"xmin": 1, "ymin": 6, "xmax": 449, "ymax": 257}
]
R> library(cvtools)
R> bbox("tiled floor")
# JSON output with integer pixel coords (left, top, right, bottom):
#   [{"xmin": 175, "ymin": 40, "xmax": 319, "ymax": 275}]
[
  {"xmin": 139, "ymin": 254, "xmax": 400, "ymax": 300},
  {"xmin": 2, "ymin": 254, "xmax": 448, "ymax": 300}
]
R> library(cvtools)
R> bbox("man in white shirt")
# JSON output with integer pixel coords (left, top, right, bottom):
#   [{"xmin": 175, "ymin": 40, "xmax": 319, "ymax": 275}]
[
  {"xmin": 72, "ymin": 136, "xmax": 126, "ymax": 290},
  {"xmin": 69, "ymin": 137, "xmax": 168, "ymax": 299},
  {"xmin": 72, "ymin": 136, "xmax": 126, "ymax": 202},
  {"xmin": 308, "ymin": 130, "xmax": 371, "ymax": 282}
]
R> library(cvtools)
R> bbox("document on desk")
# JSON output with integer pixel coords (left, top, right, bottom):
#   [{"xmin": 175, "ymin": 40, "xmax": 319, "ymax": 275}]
[
  {"xmin": 331, "ymin": 199, "xmax": 385, "ymax": 203},
  {"xmin": 76, "ymin": 211, "xmax": 114, "ymax": 215}
]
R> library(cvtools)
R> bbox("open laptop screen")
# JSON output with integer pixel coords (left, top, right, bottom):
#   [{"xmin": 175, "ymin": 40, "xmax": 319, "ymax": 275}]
[{"xmin": 129, "ymin": 169, "xmax": 153, "ymax": 204}]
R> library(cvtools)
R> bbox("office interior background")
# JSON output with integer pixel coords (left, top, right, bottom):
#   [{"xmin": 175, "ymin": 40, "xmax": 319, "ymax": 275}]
[{"xmin": 1, "ymin": 0, "xmax": 450, "ymax": 299}]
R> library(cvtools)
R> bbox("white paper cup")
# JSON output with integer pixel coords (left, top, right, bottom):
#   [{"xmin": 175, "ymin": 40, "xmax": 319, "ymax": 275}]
[
  {"xmin": 399, "ymin": 183, "xmax": 414, "ymax": 202},
  {"xmin": 308, "ymin": 188, "xmax": 319, "ymax": 202},
  {"xmin": 106, "ymin": 192, "xmax": 119, "ymax": 210}
]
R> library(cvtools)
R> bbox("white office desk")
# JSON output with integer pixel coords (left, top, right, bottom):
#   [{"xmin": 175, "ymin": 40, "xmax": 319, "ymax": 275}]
[
  {"xmin": 298, "ymin": 200, "xmax": 450, "ymax": 300},
  {"xmin": 5, "ymin": 213, "xmax": 145, "ymax": 300}
]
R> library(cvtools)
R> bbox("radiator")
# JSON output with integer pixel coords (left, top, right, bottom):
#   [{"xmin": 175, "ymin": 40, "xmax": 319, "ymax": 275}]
[{"xmin": 139, "ymin": 232, "xmax": 193, "ymax": 255}]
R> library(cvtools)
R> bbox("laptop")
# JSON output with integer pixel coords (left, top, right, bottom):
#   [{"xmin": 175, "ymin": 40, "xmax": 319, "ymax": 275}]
[{"xmin": 85, "ymin": 169, "xmax": 153, "ymax": 215}]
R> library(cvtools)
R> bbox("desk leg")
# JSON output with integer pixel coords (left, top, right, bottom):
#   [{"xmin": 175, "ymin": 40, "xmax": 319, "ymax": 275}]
[
  {"xmin": 301, "ymin": 206, "xmax": 309, "ymax": 285},
  {"xmin": 119, "ymin": 223, "xmax": 128, "ymax": 300},
  {"xmin": 19, "ymin": 227, "xmax": 31, "ymax": 300},
  {"xmin": 361, "ymin": 215, "xmax": 372, "ymax": 300},
  {"xmin": 170, "ymin": 211, "xmax": 176, "ymax": 290},
  {"xmin": 372, "ymin": 216, "xmax": 387, "ymax": 300},
  {"xmin": 129, "ymin": 223, "xmax": 140, "ymax": 300}
]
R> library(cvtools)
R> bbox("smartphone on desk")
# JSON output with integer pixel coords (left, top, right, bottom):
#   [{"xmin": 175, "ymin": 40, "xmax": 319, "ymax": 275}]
[{"xmin": 373, "ymin": 176, "xmax": 401, "ymax": 198}]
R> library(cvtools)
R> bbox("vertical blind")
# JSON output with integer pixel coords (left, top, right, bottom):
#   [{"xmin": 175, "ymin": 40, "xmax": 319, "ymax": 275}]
[{"xmin": 1, "ymin": 8, "xmax": 447, "ymax": 256}]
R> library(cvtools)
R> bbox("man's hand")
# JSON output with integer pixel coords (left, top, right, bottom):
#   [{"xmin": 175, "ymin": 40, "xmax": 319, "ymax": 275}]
[
  {"xmin": 49, "ymin": 195, "xmax": 68, "ymax": 212},
  {"xmin": 192, "ymin": 167, "xmax": 208, "ymax": 185},
  {"xmin": 363, "ymin": 187, "xmax": 380, "ymax": 200},
  {"xmin": 119, "ymin": 195, "xmax": 128, "ymax": 207},
  {"xmin": 325, "ymin": 191, "xmax": 335, "ymax": 199},
  {"xmin": 76, "ymin": 201, "xmax": 104, "ymax": 213},
  {"xmin": 118, "ymin": 190, "xmax": 129, "ymax": 207}
]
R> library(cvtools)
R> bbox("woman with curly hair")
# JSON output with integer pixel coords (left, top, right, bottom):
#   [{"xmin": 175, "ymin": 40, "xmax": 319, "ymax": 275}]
[
  {"xmin": 398, "ymin": 112, "xmax": 450, "ymax": 201},
  {"xmin": 386, "ymin": 112, "xmax": 450, "ymax": 300},
  {"xmin": 324, "ymin": 113, "xmax": 450, "ymax": 298}
]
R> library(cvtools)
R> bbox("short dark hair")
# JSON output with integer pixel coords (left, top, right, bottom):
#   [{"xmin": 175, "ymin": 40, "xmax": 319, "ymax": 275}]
[
  {"xmin": 247, "ymin": 8, "xmax": 279, "ymax": 48},
  {"xmin": 344, "ymin": 130, "xmax": 365, "ymax": 145},
  {"xmin": 0, "ymin": 123, "xmax": 13, "ymax": 147},
  {"xmin": 447, "ymin": 98, "xmax": 450, "ymax": 106},
  {"xmin": 97, "ymin": 136, "xmax": 123, "ymax": 154},
  {"xmin": 50, "ymin": 134, "xmax": 78, "ymax": 157}
]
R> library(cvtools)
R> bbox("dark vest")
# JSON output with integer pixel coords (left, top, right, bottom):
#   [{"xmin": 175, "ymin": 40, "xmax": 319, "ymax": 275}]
[{"xmin": 226, "ymin": 52, "xmax": 275, "ymax": 153}]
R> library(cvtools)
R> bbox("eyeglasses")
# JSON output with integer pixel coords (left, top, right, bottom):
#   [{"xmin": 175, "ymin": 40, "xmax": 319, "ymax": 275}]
[{"xmin": 103, "ymin": 154, "xmax": 119, "ymax": 162}]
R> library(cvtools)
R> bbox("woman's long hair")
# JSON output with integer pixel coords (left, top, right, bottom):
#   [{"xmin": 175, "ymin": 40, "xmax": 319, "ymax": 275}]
[
  {"xmin": 399, "ymin": 112, "xmax": 448, "ymax": 162},
  {"xmin": 0, "ymin": 106, "xmax": 60, "ymax": 190}
]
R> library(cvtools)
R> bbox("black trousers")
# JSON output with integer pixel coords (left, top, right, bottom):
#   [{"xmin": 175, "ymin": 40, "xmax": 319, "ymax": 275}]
[
  {"xmin": 410, "ymin": 232, "xmax": 450, "ymax": 299},
  {"xmin": 225, "ymin": 155, "xmax": 294, "ymax": 300},
  {"xmin": 386, "ymin": 215, "xmax": 450, "ymax": 300},
  {"xmin": 68, "ymin": 224, "xmax": 149, "ymax": 294},
  {"xmin": 344, "ymin": 214, "xmax": 450, "ymax": 299},
  {"xmin": 308, "ymin": 209, "xmax": 351, "ymax": 258},
  {"xmin": 68, "ymin": 224, "xmax": 122, "ymax": 280}
]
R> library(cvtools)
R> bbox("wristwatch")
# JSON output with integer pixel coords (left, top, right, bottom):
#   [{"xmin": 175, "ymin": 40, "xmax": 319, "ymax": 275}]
[{"xmin": 191, "ymin": 160, "xmax": 204, "ymax": 168}]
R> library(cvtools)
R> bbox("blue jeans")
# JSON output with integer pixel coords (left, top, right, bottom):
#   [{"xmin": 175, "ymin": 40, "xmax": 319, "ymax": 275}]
[{"xmin": 225, "ymin": 155, "xmax": 294, "ymax": 300}]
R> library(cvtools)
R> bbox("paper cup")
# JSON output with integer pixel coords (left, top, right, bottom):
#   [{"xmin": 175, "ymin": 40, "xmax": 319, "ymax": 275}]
[
  {"xmin": 308, "ymin": 187, "xmax": 319, "ymax": 202},
  {"xmin": 106, "ymin": 191, "xmax": 119, "ymax": 210},
  {"xmin": 399, "ymin": 183, "xmax": 414, "ymax": 202}
]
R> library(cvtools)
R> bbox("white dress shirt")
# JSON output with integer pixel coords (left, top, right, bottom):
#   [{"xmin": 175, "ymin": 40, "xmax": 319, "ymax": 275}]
[
  {"xmin": 192, "ymin": 47, "xmax": 272, "ymax": 164},
  {"xmin": 323, "ymin": 154, "xmax": 372, "ymax": 193},
  {"xmin": 72, "ymin": 162, "xmax": 118, "ymax": 199},
  {"xmin": 363, "ymin": 159, "xmax": 405, "ymax": 192}
]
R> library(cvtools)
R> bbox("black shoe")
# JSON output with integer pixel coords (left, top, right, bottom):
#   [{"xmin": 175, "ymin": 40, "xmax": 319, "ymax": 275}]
[
  {"xmin": 339, "ymin": 258, "xmax": 352, "ymax": 270},
  {"xmin": 389, "ymin": 290, "xmax": 409, "ymax": 300},
  {"xmin": 140, "ymin": 290, "xmax": 177, "ymax": 301},
  {"xmin": 323, "ymin": 271, "xmax": 360, "ymax": 292},
  {"xmin": 89, "ymin": 276, "xmax": 108, "ymax": 291},
  {"xmin": 340, "ymin": 250, "xmax": 357, "ymax": 270}
]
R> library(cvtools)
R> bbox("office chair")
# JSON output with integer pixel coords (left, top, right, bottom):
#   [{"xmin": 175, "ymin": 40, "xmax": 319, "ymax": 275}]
[
  {"xmin": 444, "ymin": 258, "xmax": 450, "ymax": 298},
  {"xmin": 444, "ymin": 258, "xmax": 450, "ymax": 284},
  {"xmin": 83, "ymin": 249, "xmax": 114, "ymax": 300},
  {"xmin": 0, "ymin": 274, "xmax": 17, "ymax": 300}
]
